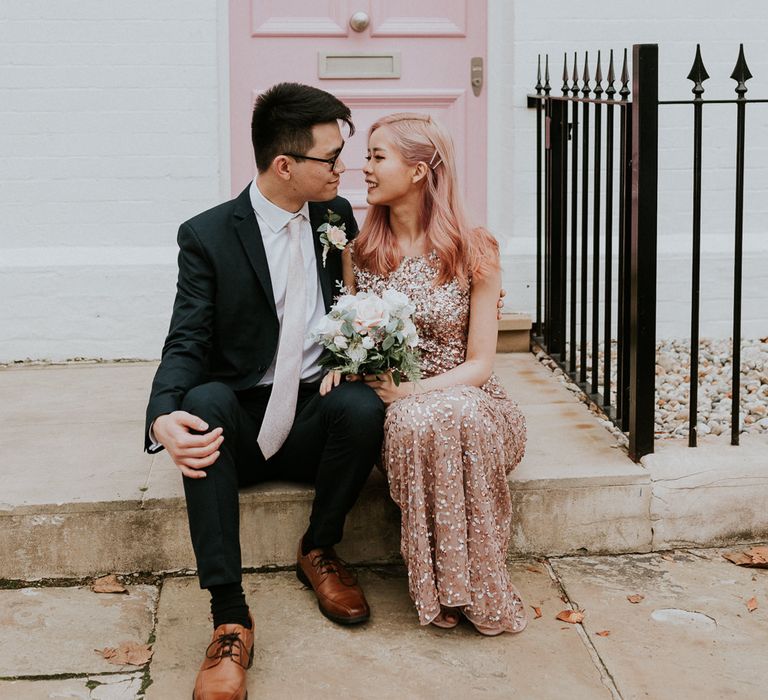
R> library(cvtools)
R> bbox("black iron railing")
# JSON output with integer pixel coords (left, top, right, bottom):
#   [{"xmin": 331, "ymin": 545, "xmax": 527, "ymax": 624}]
[{"xmin": 530, "ymin": 43, "xmax": 766, "ymax": 462}]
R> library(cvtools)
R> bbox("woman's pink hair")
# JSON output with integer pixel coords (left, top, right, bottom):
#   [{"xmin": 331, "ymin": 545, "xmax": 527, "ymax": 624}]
[{"xmin": 353, "ymin": 112, "xmax": 499, "ymax": 288}]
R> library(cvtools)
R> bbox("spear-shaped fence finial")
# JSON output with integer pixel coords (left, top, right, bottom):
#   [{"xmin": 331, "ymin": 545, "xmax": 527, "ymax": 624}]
[
  {"xmin": 730, "ymin": 43, "xmax": 753, "ymax": 99},
  {"xmin": 571, "ymin": 51, "xmax": 580, "ymax": 96},
  {"xmin": 544, "ymin": 54, "xmax": 551, "ymax": 95},
  {"xmin": 687, "ymin": 44, "xmax": 710, "ymax": 99},
  {"xmin": 535, "ymin": 54, "xmax": 543, "ymax": 95},
  {"xmin": 581, "ymin": 51, "xmax": 591, "ymax": 97},
  {"xmin": 606, "ymin": 49, "xmax": 616, "ymax": 99},
  {"xmin": 619, "ymin": 47, "xmax": 630, "ymax": 100},
  {"xmin": 562, "ymin": 52, "xmax": 570, "ymax": 95},
  {"xmin": 594, "ymin": 50, "xmax": 604, "ymax": 98}
]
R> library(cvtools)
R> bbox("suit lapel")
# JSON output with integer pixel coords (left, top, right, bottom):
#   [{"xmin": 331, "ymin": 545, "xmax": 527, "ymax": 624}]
[
  {"xmin": 309, "ymin": 201, "xmax": 334, "ymax": 310},
  {"xmin": 233, "ymin": 186, "xmax": 277, "ymax": 316}
]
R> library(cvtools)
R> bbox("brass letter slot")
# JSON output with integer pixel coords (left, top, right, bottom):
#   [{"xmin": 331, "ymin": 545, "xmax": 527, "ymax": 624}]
[{"xmin": 318, "ymin": 52, "xmax": 401, "ymax": 79}]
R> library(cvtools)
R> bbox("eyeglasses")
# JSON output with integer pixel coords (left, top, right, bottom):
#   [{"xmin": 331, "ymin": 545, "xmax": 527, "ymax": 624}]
[{"xmin": 283, "ymin": 141, "xmax": 345, "ymax": 171}]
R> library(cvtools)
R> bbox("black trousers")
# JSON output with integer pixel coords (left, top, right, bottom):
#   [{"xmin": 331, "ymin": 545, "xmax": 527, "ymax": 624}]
[{"xmin": 180, "ymin": 380, "xmax": 385, "ymax": 589}]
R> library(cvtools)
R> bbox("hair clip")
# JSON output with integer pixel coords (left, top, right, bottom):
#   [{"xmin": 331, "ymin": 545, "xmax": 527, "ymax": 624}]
[{"xmin": 428, "ymin": 149, "xmax": 443, "ymax": 170}]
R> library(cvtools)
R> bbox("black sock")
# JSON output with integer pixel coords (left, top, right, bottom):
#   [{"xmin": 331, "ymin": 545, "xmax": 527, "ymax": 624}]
[
  {"xmin": 209, "ymin": 582, "xmax": 251, "ymax": 629},
  {"xmin": 301, "ymin": 533, "xmax": 319, "ymax": 556}
]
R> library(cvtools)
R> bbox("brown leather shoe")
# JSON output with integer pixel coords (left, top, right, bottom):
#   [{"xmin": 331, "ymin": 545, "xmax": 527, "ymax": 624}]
[
  {"xmin": 296, "ymin": 542, "xmax": 370, "ymax": 625},
  {"xmin": 192, "ymin": 615, "xmax": 254, "ymax": 700}
]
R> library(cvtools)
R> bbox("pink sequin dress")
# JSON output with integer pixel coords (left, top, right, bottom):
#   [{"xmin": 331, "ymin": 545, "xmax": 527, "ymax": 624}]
[{"xmin": 354, "ymin": 251, "xmax": 528, "ymax": 633}]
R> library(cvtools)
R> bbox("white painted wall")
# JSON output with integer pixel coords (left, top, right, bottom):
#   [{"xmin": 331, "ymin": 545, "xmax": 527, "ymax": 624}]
[
  {"xmin": 0, "ymin": 0, "xmax": 223, "ymax": 361},
  {"xmin": 488, "ymin": 0, "xmax": 768, "ymax": 340},
  {"xmin": 2, "ymin": 1, "xmax": 767, "ymax": 361}
]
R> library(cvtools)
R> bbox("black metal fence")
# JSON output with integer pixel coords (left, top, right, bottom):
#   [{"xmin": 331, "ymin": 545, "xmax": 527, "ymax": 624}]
[{"xmin": 530, "ymin": 43, "xmax": 766, "ymax": 462}]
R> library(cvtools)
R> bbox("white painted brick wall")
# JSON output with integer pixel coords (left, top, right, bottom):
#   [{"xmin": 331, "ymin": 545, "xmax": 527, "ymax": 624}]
[
  {"xmin": 488, "ymin": 0, "xmax": 768, "ymax": 340},
  {"xmin": 2, "ymin": 1, "xmax": 767, "ymax": 361},
  {"xmin": 0, "ymin": 0, "xmax": 222, "ymax": 361}
]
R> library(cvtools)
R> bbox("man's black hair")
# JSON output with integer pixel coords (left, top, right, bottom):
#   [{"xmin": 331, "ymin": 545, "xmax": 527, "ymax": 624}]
[{"xmin": 251, "ymin": 82, "xmax": 354, "ymax": 173}]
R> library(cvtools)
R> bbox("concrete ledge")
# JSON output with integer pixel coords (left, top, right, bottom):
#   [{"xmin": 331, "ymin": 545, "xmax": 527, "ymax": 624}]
[
  {"xmin": 1, "ymin": 355, "xmax": 654, "ymax": 579},
  {"xmin": 0, "ymin": 474, "xmax": 402, "ymax": 581},
  {"xmin": 644, "ymin": 433, "xmax": 768, "ymax": 549}
]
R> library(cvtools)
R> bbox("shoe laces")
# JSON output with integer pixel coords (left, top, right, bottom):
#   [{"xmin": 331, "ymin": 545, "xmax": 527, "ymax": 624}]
[
  {"xmin": 205, "ymin": 631, "xmax": 249, "ymax": 669},
  {"xmin": 310, "ymin": 551, "xmax": 358, "ymax": 586}
]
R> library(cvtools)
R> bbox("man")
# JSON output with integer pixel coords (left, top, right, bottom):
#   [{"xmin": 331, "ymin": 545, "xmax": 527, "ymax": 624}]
[{"xmin": 146, "ymin": 83, "xmax": 384, "ymax": 699}]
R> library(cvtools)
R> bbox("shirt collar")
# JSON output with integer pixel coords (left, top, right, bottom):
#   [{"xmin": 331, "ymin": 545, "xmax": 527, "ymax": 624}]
[{"xmin": 249, "ymin": 178, "xmax": 310, "ymax": 234}]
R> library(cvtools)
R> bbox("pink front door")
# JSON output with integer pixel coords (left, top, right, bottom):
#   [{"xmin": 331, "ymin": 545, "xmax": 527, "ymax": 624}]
[{"xmin": 229, "ymin": 0, "xmax": 487, "ymax": 225}]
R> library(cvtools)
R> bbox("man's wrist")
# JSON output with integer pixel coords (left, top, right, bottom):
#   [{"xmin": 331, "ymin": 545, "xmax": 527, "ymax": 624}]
[{"xmin": 148, "ymin": 414, "xmax": 170, "ymax": 450}]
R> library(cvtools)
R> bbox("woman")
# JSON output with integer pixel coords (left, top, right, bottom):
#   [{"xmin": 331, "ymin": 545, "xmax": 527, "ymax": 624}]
[{"xmin": 321, "ymin": 113, "xmax": 527, "ymax": 635}]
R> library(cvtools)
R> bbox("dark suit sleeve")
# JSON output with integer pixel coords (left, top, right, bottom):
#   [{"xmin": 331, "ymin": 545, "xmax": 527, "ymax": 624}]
[
  {"xmin": 343, "ymin": 198, "xmax": 359, "ymax": 238},
  {"xmin": 144, "ymin": 222, "xmax": 215, "ymax": 450}
]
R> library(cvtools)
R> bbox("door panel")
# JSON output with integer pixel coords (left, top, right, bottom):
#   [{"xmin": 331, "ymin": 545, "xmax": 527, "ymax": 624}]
[
  {"xmin": 334, "ymin": 89, "xmax": 465, "ymax": 210},
  {"xmin": 230, "ymin": 0, "xmax": 486, "ymax": 225},
  {"xmin": 250, "ymin": 0, "xmax": 350, "ymax": 36},
  {"xmin": 370, "ymin": 0, "xmax": 467, "ymax": 37}
]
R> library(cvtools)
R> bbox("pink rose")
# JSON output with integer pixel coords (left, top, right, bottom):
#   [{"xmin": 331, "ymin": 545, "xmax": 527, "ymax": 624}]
[{"xmin": 326, "ymin": 226, "xmax": 347, "ymax": 248}]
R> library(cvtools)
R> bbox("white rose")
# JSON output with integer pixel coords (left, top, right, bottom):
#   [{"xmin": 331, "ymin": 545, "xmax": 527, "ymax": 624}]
[
  {"xmin": 334, "ymin": 335, "xmax": 348, "ymax": 349},
  {"xmin": 361, "ymin": 336, "xmax": 375, "ymax": 350},
  {"xmin": 382, "ymin": 288, "xmax": 410, "ymax": 315},
  {"xmin": 333, "ymin": 294, "xmax": 357, "ymax": 315},
  {"xmin": 347, "ymin": 345, "xmax": 367, "ymax": 363},
  {"xmin": 311, "ymin": 314, "xmax": 342, "ymax": 341},
  {"xmin": 353, "ymin": 295, "xmax": 390, "ymax": 334}
]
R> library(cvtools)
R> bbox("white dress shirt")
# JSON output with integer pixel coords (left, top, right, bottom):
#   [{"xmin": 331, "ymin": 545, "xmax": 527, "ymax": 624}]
[{"xmin": 249, "ymin": 179, "xmax": 326, "ymax": 385}]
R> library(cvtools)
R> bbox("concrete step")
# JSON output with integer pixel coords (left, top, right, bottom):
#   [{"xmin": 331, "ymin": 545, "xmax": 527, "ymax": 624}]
[
  {"xmin": 1, "ymin": 354, "xmax": 658, "ymax": 580},
  {"xmin": 497, "ymin": 312, "xmax": 531, "ymax": 352}
]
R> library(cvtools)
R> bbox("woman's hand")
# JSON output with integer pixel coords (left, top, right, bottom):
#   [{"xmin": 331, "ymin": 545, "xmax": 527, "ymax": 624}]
[
  {"xmin": 319, "ymin": 370, "xmax": 343, "ymax": 396},
  {"xmin": 497, "ymin": 287, "xmax": 506, "ymax": 320},
  {"xmin": 363, "ymin": 371, "xmax": 414, "ymax": 405}
]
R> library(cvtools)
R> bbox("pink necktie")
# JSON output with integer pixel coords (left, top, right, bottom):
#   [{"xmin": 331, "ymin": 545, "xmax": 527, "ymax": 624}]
[{"xmin": 257, "ymin": 215, "xmax": 306, "ymax": 459}]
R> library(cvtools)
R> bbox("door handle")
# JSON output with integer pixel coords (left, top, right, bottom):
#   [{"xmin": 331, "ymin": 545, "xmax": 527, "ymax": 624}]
[{"xmin": 349, "ymin": 11, "xmax": 370, "ymax": 32}]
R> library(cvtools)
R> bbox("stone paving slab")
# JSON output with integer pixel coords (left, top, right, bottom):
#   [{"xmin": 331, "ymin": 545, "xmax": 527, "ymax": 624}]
[
  {"xmin": 551, "ymin": 549, "xmax": 768, "ymax": 700},
  {"xmin": 0, "ymin": 585, "xmax": 157, "ymax": 677},
  {"xmin": 0, "ymin": 673, "xmax": 144, "ymax": 699},
  {"xmin": 147, "ymin": 566, "xmax": 612, "ymax": 700}
]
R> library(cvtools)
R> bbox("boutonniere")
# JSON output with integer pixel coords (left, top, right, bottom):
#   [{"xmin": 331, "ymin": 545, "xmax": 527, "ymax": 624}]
[{"xmin": 317, "ymin": 209, "xmax": 348, "ymax": 267}]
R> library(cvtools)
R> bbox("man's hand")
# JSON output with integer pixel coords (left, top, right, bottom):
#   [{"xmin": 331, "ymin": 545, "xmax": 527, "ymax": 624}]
[
  {"xmin": 497, "ymin": 287, "xmax": 506, "ymax": 320},
  {"xmin": 152, "ymin": 411, "xmax": 224, "ymax": 479}
]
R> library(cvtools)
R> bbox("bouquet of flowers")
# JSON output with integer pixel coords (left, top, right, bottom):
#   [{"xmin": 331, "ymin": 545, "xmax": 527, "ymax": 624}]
[{"xmin": 309, "ymin": 288, "xmax": 421, "ymax": 385}]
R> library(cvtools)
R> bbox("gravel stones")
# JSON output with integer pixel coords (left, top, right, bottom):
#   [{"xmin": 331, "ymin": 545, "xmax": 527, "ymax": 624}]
[{"xmin": 535, "ymin": 338, "xmax": 768, "ymax": 443}]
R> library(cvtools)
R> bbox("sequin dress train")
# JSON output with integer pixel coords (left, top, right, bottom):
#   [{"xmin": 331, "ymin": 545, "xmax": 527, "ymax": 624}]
[{"xmin": 354, "ymin": 252, "xmax": 528, "ymax": 632}]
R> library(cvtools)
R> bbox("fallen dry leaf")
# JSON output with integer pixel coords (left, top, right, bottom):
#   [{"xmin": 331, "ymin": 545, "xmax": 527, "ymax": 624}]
[
  {"xmin": 596, "ymin": 630, "xmax": 611, "ymax": 637},
  {"xmin": 91, "ymin": 574, "xmax": 128, "ymax": 594},
  {"xmin": 556, "ymin": 609, "xmax": 585, "ymax": 624},
  {"xmin": 746, "ymin": 597, "xmax": 758, "ymax": 613},
  {"xmin": 661, "ymin": 553, "xmax": 674, "ymax": 562},
  {"xmin": 627, "ymin": 594, "xmax": 645, "ymax": 604},
  {"xmin": 723, "ymin": 546, "xmax": 768, "ymax": 569},
  {"xmin": 96, "ymin": 641, "xmax": 153, "ymax": 666},
  {"xmin": 531, "ymin": 606, "xmax": 542, "ymax": 619},
  {"xmin": 525, "ymin": 566, "xmax": 543, "ymax": 574}
]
